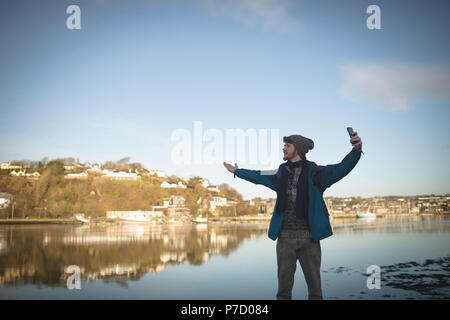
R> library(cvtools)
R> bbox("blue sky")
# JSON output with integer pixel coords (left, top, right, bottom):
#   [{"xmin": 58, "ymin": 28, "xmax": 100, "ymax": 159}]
[{"xmin": 1, "ymin": 0, "xmax": 449, "ymax": 200}]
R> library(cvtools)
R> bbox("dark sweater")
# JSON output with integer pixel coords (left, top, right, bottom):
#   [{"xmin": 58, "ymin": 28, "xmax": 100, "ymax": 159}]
[{"xmin": 278, "ymin": 166, "xmax": 311, "ymax": 239}]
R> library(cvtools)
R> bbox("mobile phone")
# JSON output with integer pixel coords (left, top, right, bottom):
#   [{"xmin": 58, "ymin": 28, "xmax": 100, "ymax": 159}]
[
  {"xmin": 347, "ymin": 127, "xmax": 356, "ymax": 143},
  {"xmin": 347, "ymin": 127, "xmax": 364, "ymax": 154}
]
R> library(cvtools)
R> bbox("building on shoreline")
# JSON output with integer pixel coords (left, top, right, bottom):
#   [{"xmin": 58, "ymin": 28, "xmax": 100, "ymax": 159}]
[{"xmin": 323, "ymin": 195, "xmax": 450, "ymax": 216}]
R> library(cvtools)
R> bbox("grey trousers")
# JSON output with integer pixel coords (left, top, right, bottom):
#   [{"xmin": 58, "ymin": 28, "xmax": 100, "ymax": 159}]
[{"xmin": 276, "ymin": 235, "xmax": 323, "ymax": 300}]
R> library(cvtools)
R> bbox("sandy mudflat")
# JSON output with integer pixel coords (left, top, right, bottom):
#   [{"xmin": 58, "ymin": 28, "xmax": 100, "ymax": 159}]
[{"xmin": 379, "ymin": 256, "xmax": 450, "ymax": 299}]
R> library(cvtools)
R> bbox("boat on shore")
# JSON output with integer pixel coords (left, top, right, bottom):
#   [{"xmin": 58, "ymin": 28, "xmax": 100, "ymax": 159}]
[
  {"xmin": 74, "ymin": 213, "xmax": 90, "ymax": 224},
  {"xmin": 119, "ymin": 212, "xmax": 151, "ymax": 224},
  {"xmin": 192, "ymin": 216, "xmax": 208, "ymax": 224},
  {"xmin": 356, "ymin": 212, "xmax": 376, "ymax": 219}
]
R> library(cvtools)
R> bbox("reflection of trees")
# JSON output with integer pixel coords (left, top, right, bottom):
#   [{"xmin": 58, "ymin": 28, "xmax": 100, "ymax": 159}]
[{"xmin": 0, "ymin": 224, "xmax": 268, "ymax": 288}]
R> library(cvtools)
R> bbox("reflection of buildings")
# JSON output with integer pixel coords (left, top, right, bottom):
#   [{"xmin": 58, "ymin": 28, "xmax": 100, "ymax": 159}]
[
  {"xmin": 84, "ymin": 263, "xmax": 166, "ymax": 282},
  {"xmin": 160, "ymin": 251, "xmax": 187, "ymax": 263},
  {"xmin": 0, "ymin": 224, "xmax": 267, "ymax": 287},
  {"xmin": 61, "ymin": 225, "xmax": 153, "ymax": 245},
  {"xmin": 163, "ymin": 233, "xmax": 186, "ymax": 250},
  {"xmin": 209, "ymin": 230, "xmax": 238, "ymax": 254},
  {"xmin": 0, "ymin": 238, "xmax": 7, "ymax": 255},
  {"xmin": 331, "ymin": 215, "xmax": 449, "ymax": 234}
]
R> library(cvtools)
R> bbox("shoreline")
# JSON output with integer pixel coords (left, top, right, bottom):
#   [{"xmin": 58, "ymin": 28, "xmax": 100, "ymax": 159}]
[
  {"xmin": 0, "ymin": 213, "xmax": 448, "ymax": 225},
  {"xmin": 0, "ymin": 218, "xmax": 82, "ymax": 225},
  {"xmin": 0, "ymin": 216, "xmax": 273, "ymax": 225}
]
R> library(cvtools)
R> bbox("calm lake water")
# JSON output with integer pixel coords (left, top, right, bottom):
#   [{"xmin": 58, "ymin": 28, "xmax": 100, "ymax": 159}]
[{"xmin": 0, "ymin": 215, "xmax": 449, "ymax": 300}]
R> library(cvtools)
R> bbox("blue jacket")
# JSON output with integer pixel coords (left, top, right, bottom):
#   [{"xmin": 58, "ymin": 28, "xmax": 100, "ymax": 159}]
[{"xmin": 234, "ymin": 147, "xmax": 362, "ymax": 242}]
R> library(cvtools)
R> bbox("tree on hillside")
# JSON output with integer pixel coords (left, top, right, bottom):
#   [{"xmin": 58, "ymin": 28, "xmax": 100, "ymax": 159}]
[
  {"xmin": 102, "ymin": 157, "xmax": 144, "ymax": 171},
  {"xmin": 117, "ymin": 157, "xmax": 131, "ymax": 166},
  {"xmin": 52, "ymin": 157, "xmax": 78, "ymax": 166},
  {"xmin": 218, "ymin": 184, "xmax": 242, "ymax": 201},
  {"xmin": 46, "ymin": 160, "xmax": 65, "ymax": 176},
  {"xmin": 39, "ymin": 157, "xmax": 49, "ymax": 168},
  {"xmin": 35, "ymin": 169, "xmax": 51, "ymax": 208}
]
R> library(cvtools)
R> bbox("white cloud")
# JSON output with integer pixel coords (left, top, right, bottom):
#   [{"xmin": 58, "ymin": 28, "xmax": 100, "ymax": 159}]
[
  {"xmin": 339, "ymin": 61, "xmax": 450, "ymax": 111},
  {"xmin": 197, "ymin": 0, "xmax": 299, "ymax": 32}
]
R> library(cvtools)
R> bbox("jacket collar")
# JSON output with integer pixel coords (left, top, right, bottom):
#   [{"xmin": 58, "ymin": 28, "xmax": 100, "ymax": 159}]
[{"xmin": 281, "ymin": 159, "xmax": 310, "ymax": 171}]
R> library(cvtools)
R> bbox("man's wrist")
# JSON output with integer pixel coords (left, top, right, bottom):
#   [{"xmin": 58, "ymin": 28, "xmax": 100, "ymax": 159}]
[{"xmin": 352, "ymin": 146, "xmax": 364, "ymax": 155}]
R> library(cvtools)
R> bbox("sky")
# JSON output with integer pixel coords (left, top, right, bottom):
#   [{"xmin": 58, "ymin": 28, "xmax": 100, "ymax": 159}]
[{"xmin": 0, "ymin": 0, "xmax": 449, "ymax": 200}]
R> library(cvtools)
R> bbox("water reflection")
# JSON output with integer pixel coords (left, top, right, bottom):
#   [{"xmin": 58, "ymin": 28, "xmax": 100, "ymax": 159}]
[
  {"xmin": 0, "ymin": 215, "xmax": 448, "ymax": 295},
  {"xmin": 331, "ymin": 215, "xmax": 450, "ymax": 234},
  {"xmin": 0, "ymin": 223, "xmax": 268, "ymax": 288}
]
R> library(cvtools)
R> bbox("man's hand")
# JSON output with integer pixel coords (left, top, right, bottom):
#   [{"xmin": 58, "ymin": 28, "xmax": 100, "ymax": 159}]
[
  {"xmin": 223, "ymin": 162, "xmax": 238, "ymax": 173},
  {"xmin": 350, "ymin": 131, "xmax": 363, "ymax": 151}
]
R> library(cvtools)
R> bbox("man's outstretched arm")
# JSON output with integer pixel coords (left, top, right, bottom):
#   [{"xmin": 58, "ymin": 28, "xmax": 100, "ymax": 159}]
[
  {"xmin": 223, "ymin": 162, "xmax": 278, "ymax": 192},
  {"xmin": 315, "ymin": 131, "xmax": 363, "ymax": 191},
  {"xmin": 315, "ymin": 147, "xmax": 361, "ymax": 191}
]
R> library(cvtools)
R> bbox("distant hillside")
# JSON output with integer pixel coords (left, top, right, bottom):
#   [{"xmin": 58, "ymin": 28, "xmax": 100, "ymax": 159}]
[{"xmin": 0, "ymin": 159, "xmax": 253, "ymax": 219}]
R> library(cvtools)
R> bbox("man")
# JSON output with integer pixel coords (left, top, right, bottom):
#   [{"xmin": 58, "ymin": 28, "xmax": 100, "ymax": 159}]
[{"xmin": 223, "ymin": 131, "xmax": 363, "ymax": 300}]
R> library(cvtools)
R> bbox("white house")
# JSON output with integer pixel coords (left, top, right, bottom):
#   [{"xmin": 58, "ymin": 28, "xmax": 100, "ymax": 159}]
[
  {"xmin": 160, "ymin": 181, "xmax": 187, "ymax": 189},
  {"xmin": 0, "ymin": 198, "xmax": 10, "ymax": 209},
  {"xmin": 102, "ymin": 171, "xmax": 141, "ymax": 181},
  {"xmin": 87, "ymin": 167, "xmax": 101, "ymax": 172},
  {"xmin": 26, "ymin": 171, "xmax": 41, "ymax": 178},
  {"xmin": 65, "ymin": 172, "xmax": 89, "ymax": 179},
  {"xmin": 226, "ymin": 199, "xmax": 238, "ymax": 206},
  {"xmin": 161, "ymin": 181, "xmax": 176, "ymax": 188},
  {"xmin": 1, "ymin": 162, "xmax": 22, "ymax": 170},
  {"xmin": 209, "ymin": 196, "xmax": 228, "ymax": 212},
  {"xmin": 200, "ymin": 178, "xmax": 210, "ymax": 188},
  {"xmin": 0, "ymin": 193, "xmax": 12, "ymax": 209},
  {"xmin": 163, "ymin": 195, "xmax": 185, "ymax": 207},
  {"xmin": 149, "ymin": 170, "xmax": 167, "ymax": 178},
  {"xmin": 10, "ymin": 170, "xmax": 26, "ymax": 176}
]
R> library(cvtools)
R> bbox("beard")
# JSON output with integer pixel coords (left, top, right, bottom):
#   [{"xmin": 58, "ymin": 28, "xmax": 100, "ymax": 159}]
[{"xmin": 283, "ymin": 150, "xmax": 300, "ymax": 161}]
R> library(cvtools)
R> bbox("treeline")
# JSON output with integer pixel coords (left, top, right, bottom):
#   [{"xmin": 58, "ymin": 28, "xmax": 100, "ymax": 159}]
[
  {"xmin": 0, "ymin": 160, "xmax": 253, "ymax": 219},
  {"xmin": 4, "ymin": 157, "xmax": 74, "ymax": 169},
  {"xmin": 5, "ymin": 156, "xmax": 145, "ymax": 171}
]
